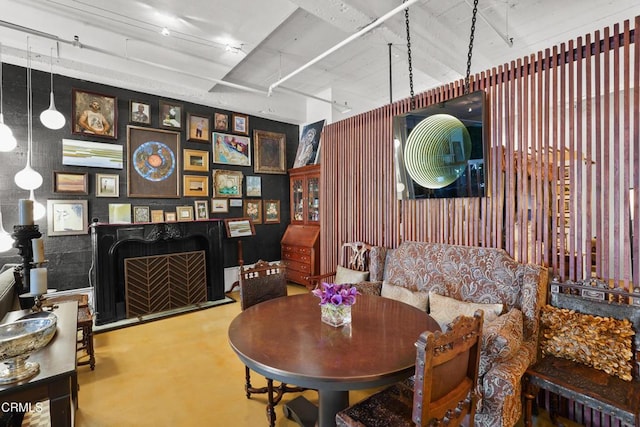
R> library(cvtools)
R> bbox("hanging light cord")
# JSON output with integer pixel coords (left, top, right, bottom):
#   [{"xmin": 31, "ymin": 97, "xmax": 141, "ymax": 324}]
[
  {"xmin": 0, "ymin": 42, "xmax": 4, "ymax": 117},
  {"xmin": 26, "ymin": 41, "xmax": 33, "ymax": 166},
  {"xmin": 404, "ymin": 0, "xmax": 415, "ymax": 110},
  {"xmin": 465, "ymin": 0, "xmax": 479, "ymax": 94},
  {"xmin": 49, "ymin": 47, "xmax": 54, "ymax": 93}
]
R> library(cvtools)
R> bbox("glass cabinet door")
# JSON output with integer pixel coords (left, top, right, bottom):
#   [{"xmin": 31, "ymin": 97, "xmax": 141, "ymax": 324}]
[
  {"xmin": 306, "ymin": 176, "xmax": 320, "ymax": 223},
  {"xmin": 292, "ymin": 178, "xmax": 304, "ymax": 222}
]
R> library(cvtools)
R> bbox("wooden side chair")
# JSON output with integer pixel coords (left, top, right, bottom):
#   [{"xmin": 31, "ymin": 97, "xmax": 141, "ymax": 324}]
[
  {"xmin": 238, "ymin": 260, "xmax": 308, "ymax": 426},
  {"xmin": 336, "ymin": 311, "xmax": 484, "ymax": 427}
]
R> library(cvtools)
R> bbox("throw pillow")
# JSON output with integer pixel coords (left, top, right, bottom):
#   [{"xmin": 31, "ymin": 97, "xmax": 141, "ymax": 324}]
[
  {"xmin": 540, "ymin": 305, "xmax": 635, "ymax": 381},
  {"xmin": 381, "ymin": 282, "xmax": 428, "ymax": 311},
  {"xmin": 334, "ymin": 265, "xmax": 369, "ymax": 285},
  {"xmin": 428, "ymin": 291, "xmax": 503, "ymax": 331},
  {"xmin": 482, "ymin": 308, "xmax": 523, "ymax": 363}
]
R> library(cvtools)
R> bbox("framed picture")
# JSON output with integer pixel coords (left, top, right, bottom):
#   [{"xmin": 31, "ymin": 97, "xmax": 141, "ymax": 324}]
[
  {"xmin": 244, "ymin": 199, "xmax": 262, "ymax": 224},
  {"xmin": 133, "ymin": 206, "xmax": 150, "ymax": 223},
  {"xmin": 213, "ymin": 169, "xmax": 243, "ymax": 198},
  {"xmin": 165, "ymin": 212, "xmax": 177, "ymax": 222},
  {"xmin": 254, "ymin": 130, "xmax": 287, "ymax": 175},
  {"xmin": 212, "ymin": 132, "xmax": 251, "ymax": 166},
  {"xmin": 176, "ymin": 206, "xmax": 194, "ymax": 221},
  {"xmin": 214, "ymin": 112, "xmax": 228, "ymax": 131},
  {"xmin": 53, "ymin": 171, "xmax": 88, "ymax": 194},
  {"xmin": 108, "ymin": 203, "xmax": 132, "ymax": 224},
  {"xmin": 224, "ymin": 217, "xmax": 255, "ymax": 238},
  {"xmin": 62, "ymin": 139, "xmax": 123, "ymax": 169},
  {"xmin": 211, "ymin": 198, "xmax": 229, "ymax": 213},
  {"xmin": 96, "ymin": 173, "xmax": 119, "ymax": 197},
  {"xmin": 47, "ymin": 199, "xmax": 88, "ymax": 237},
  {"xmin": 183, "ymin": 149, "xmax": 209, "ymax": 172},
  {"xmin": 229, "ymin": 199, "xmax": 243, "ymax": 208},
  {"xmin": 232, "ymin": 113, "xmax": 249, "ymax": 135},
  {"xmin": 127, "ymin": 126, "xmax": 180, "ymax": 198},
  {"xmin": 72, "ymin": 89, "xmax": 117, "ymax": 139},
  {"xmin": 263, "ymin": 200, "xmax": 281, "ymax": 224},
  {"xmin": 151, "ymin": 209, "xmax": 164, "ymax": 223},
  {"xmin": 246, "ymin": 176, "xmax": 261, "ymax": 197},
  {"xmin": 184, "ymin": 175, "xmax": 209, "ymax": 197},
  {"xmin": 130, "ymin": 101, "xmax": 151, "ymax": 125},
  {"xmin": 187, "ymin": 113, "xmax": 211, "ymax": 142},
  {"xmin": 159, "ymin": 100, "xmax": 183, "ymax": 130},
  {"xmin": 194, "ymin": 200, "xmax": 209, "ymax": 220},
  {"xmin": 293, "ymin": 119, "xmax": 325, "ymax": 168}
]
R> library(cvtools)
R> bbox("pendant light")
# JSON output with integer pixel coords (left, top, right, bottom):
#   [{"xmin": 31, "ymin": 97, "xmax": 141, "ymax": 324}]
[
  {"xmin": 29, "ymin": 189, "xmax": 46, "ymax": 221},
  {"xmin": 14, "ymin": 40, "xmax": 43, "ymax": 190},
  {"xmin": 0, "ymin": 205, "xmax": 13, "ymax": 253},
  {"xmin": 39, "ymin": 47, "xmax": 65, "ymax": 130},
  {"xmin": 0, "ymin": 43, "xmax": 17, "ymax": 152}
]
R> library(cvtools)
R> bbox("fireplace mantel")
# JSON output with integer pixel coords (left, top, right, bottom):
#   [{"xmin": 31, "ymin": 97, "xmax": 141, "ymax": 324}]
[{"xmin": 90, "ymin": 220, "xmax": 225, "ymax": 325}]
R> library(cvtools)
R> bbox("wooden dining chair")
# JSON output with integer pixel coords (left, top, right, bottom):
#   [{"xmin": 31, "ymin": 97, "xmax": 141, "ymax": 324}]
[
  {"xmin": 335, "ymin": 311, "xmax": 484, "ymax": 427},
  {"xmin": 238, "ymin": 260, "xmax": 308, "ymax": 426}
]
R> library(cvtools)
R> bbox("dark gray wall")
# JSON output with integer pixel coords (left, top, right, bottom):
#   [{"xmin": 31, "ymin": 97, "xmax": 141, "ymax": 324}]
[{"xmin": 0, "ymin": 63, "xmax": 298, "ymax": 291}]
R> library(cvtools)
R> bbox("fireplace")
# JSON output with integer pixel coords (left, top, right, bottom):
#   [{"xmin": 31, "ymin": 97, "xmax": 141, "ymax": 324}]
[{"xmin": 90, "ymin": 220, "xmax": 225, "ymax": 325}]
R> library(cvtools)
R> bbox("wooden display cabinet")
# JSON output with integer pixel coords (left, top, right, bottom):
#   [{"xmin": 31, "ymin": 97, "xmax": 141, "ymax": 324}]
[{"xmin": 282, "ymin": 164, "xmax": 320, "ymax": 288}]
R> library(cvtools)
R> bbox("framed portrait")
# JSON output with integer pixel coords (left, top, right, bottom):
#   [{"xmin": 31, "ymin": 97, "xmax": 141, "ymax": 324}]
[
  {"xmin": 130, "ymin": 101, "xmax": 151, "ymax": 125},
  {"xmin": 213, "ymin": 169, "xmax": 243, "ymax": 198},
  {"xmin": 212, "ymin": 132, "xmax": 251, "ymax": 166},
  {"xmin": 263, "ymin": 200, "xmax": 281, "ymax": 224},
  {"xmin": 72, "ymin": 89, "xmax": 117, "ymax": 139},
  {"xmin": 224, "ymin": 218, "xmax": 255, "ymax": 238},
  {"xmin": 229, "ymin": 199, "xmax": 243, "ymax": 208},
  {"xmin": 151, "ymin": 209, "xmax": 164, "ymax": 223},
  {"xmin": 293, "ymin": 119, "xmax": 325, "ymax": 168},
  {"xmin": 108, "ymin": 203, "xmax": 132, "ymax": 224},
  {"xmin": 232, "ymin": 113, "xmax": 249, "ymax": 135},
  {"xmin": 183, "ymin": 149, "xmax": 209, "ymax": 172},
  {"xmin": 159, "ymin": 100, "xmax": 183, "ymax": 130},
  {"xmin": 187, "ymin": 113, "xmax": 211, "ymax": 142},
  {"xmin": 165, "ymin": 212, "xmax": 177, "ymax": 222},
  {"xmin": 246, "ymin": 176, "xmax": 261, "ymax": 197},
  {"xmin": 96, "ymin": 173, "xmax": 119, "ymax": 197},
  {"xmin": 183, "ymin": 175, "xmax": 209, "ymax": 197},
  {"xmin": 53, "ymin": 171, "xmax": 88, "ymax": 194},
  {"xmin": 214, "ymin": 112, "xmax": 228, "ymax": 131},
  {"xmin": 133, "ymin": 206, "xmax": 150, "ymax": 223},
  {"xmin": 127, "ymin": 126, "xmax": 180, "ymax": 198},
  {"xmin": 211, "ymin": 198, "xmax": 229, "ymax": 213},
  {"xmin": 194, "ymin": 200, "xmax": 209, "ymax": 220},
  {"xmin": 176, "ymin": 206, "xmax": 194, "ymax": 221},
  {"xmin": 62, "ymin": 139, "xmax": 123, "ymax": 169},
  {"xmin": 243, "ymin": 199, "xmax": 262, "ymax": 224},
  {"xmin": 47, "ymin": 199, "xmax": 88, "ymax": 237},
  {"xmin": 254, "ymin": 130, "xmax": 287, "ymax": 174}
]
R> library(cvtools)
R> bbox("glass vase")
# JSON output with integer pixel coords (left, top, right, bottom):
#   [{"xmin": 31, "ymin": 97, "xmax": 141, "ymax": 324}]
[{"xmin": 321, "ymin": 303, "xmax": 352, "ymax": 327}]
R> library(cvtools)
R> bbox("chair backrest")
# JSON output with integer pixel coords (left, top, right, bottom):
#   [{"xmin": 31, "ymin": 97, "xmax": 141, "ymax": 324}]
[
  {"xmin": 412, "ymin": 311, "xmax": 484, "ymax": 427},
  {"xmin": 239, "ymin": 260, "xmax": 287, "ymax": 311},
  {"xmin": 340, "ymin": 242, "xmax": 372, "ymax": 272}
]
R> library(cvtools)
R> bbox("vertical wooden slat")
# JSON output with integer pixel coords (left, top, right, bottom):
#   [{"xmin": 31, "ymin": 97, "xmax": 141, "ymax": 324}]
[
  {"xmin": 613, "ymin": 23, "xmax": 621, "ymax": 285},
  {"xmin": 559, "ymin": 43, "xmax": 568, "ymax": 279},
  {"xmin": 551, "ymin": 46, "xmax": 560, "ymax": 274},
  {"xmin": 584, "ymin": 33, "xmax": 593, "ymax": 278},
  {"xmin": 622, "ymin": 20, "xmax": 631, "ymax": 286},
  {"xmin": 543, "ymin": 48, "xmax": 552, "ymax": 269},
  {"xmin": 634, "ymin": 16, "xmax": 640, "ymax": 291},
  {"xmin": 534, "ymin": 51, "xmax": 543, "ymax": 264},
  {"xmin": 603, "ymin": 26, "xmax": 612, "ymax": 281},
  {"xmin": 568, "ymin": 39, "xmax": 576, "ymax": 280},
  {"xmin": 576, "ymin": 37, "xmax": 584, "ymax": 278},
  {"xmin": 595, "ymin": 29, "xmax": 604, "ymax": 280}
]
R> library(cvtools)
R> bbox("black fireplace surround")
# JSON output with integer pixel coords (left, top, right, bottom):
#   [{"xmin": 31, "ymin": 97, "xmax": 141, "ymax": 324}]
[{"xmin": 90, "ymin": 220, "xmax": 225, "ymax": 325}]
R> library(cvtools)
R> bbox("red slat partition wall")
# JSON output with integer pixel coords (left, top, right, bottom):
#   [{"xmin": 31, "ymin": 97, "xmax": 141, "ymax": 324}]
[{"xmin": 319, "ymin": 17, "xmax": 638, "ymax": 289}]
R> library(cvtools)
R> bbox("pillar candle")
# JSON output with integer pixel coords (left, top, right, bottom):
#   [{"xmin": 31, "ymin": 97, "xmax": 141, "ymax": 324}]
[
  {"xmin": 32, "ymin": 238, "xmax": 45, "ymax": 263},
  {"xmin": 19, "ymin": 199, "xmax": 34, "ymax": 226},
  {"xmin": 30, "ymin": 267, "xmax": 47, "ymax": 295}
]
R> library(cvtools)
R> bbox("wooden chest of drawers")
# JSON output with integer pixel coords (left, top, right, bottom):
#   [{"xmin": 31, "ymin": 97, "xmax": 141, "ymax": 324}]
[{"xmin": 281, "ymin": 225, "xmax": 319, "ymax": 289}]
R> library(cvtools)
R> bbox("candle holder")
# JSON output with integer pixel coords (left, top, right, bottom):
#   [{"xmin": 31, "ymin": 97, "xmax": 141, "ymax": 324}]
[{"xmin": 11, "ymin": 224, "xmax": 42, "ymax": 296}]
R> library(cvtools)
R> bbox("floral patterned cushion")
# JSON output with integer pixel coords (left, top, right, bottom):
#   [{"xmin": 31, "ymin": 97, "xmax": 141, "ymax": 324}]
[{"xmin": 479, "ymin": 308, "xmax": 523, "ymax": 376}]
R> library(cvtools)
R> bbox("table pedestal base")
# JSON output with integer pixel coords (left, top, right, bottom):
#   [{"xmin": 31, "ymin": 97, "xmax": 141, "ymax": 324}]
[{"xmin": 283, "ymin": 391, "xmax": 350, "ymax": 427}]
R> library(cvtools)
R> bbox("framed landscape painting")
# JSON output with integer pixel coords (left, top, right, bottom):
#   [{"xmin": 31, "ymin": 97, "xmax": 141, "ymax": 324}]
[
  {"xmin": 53, "ymin": 171, "xmax": 88, "ymax": 194},
  {"xmin": 62, "ymin": 139, "xmax": 123, "ymax": 169}
]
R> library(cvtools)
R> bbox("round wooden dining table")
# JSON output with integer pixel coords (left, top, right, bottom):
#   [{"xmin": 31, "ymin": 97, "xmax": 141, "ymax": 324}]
[{"xmin": 228, "ymin": 293, "xmax": 440, "ymax": 427}]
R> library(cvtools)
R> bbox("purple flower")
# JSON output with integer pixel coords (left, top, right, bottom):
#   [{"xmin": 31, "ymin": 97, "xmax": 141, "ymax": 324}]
[{"xmin": 312, "ymin": 282, "xmax": 360, "ymax": 306}]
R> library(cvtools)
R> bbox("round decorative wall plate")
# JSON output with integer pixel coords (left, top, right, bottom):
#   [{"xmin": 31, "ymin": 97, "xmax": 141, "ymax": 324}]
[{"xmin": 133, "ymin": 141, "xmax": 176, "ymax": 182}]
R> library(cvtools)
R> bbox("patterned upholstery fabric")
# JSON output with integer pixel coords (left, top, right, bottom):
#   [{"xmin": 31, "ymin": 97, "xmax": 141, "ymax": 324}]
[{"xmin": 381, "ymin": 241, "xmax": 547, "ymax": 427}]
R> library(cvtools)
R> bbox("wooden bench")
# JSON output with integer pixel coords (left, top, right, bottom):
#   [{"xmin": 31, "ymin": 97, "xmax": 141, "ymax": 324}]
[{"xmin": 523, "ymin": 278, "xmax": 640, "ymax": 427}]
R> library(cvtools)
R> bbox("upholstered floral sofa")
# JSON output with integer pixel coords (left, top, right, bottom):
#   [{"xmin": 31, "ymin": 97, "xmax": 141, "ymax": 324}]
[{"xmin": 360, "ymin": 241, "xmax": 548, "ymax": 427}]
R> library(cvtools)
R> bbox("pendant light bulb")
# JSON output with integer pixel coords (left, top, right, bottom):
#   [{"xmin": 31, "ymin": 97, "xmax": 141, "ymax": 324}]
[
  {"xmin": 40, "ymin": 47, "xmax": 65, "ymax": 130},
  {"xmin": 15, "ymin": 163, "xmax": 43, "ymax": 190},
  {"xmin": 0, "ymin": 207, "xmax": 13, "ymax": 253},
  {"xmin": 29, "ymin": 189, "xmax": 46, "ymax": 221},
  {"xmin": 0, "ymin": 115, "xmax": 17, "ymax": 152}
]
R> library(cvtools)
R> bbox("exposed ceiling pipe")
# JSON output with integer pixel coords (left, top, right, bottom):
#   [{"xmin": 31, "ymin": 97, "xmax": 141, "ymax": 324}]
[{"xmin": 268, "ymin": 0, "xmax": 422, "ymax": 96}]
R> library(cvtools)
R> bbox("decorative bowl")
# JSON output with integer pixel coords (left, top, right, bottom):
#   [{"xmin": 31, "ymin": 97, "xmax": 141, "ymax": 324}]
[{"xmin": 0, "ymin": 311, "xmax": 57, "ymax": 384}]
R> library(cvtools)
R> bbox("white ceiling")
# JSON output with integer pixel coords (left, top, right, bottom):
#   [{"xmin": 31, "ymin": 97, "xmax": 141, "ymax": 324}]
[{"xmin": 1, "ymin": 0, "xmax": 639, "ymax": 125}]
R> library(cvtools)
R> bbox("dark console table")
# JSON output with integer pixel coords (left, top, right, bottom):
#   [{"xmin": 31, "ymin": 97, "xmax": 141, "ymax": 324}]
[{"xmin": 90, "ymin": 220, "xmax": 225, "ymax": 325}]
